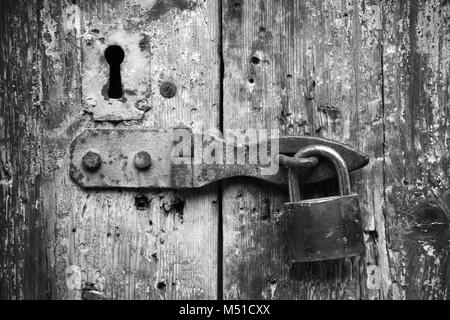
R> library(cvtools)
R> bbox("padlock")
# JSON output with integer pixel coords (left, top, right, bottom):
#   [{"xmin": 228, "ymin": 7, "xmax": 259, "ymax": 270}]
[{"xmin": 284, "ymin": 145, "xmax": 365, "ymax": 262}]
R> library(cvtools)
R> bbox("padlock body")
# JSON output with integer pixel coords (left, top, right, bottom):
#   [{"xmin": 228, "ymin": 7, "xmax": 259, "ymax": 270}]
[{"xmin": 285, "ymin": 194, "xmax": 364, "ymax": 262}]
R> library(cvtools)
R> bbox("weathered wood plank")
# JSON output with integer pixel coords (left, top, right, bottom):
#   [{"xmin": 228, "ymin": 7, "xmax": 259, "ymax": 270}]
[
  {"xmin": 382, "ymin": 0, "xmax": 450, "ymax": 299},
  {"xmin": 0, "ymin": 0, "xmax": 47, "ymax": 299},
  {"xmin": 2, "ymin": 0, "xmax": 221, "ymax": 299},
  {"xmin": 221, "ymin": 0, "xmax": 384, "ymax": 299},
  {"xmin": 62, "ymin": 0, "xmax": 221, "ymax": 300}
]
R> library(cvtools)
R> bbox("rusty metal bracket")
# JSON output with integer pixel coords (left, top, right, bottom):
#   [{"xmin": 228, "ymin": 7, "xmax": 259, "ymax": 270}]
[{"xmin": 69, "ymin": 129, "xmax": 369, "ymax": 189}]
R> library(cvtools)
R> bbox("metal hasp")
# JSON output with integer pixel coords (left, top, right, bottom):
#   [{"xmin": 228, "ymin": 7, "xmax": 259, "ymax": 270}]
[
  {"xmin": 284, "ymin": 145, "xmax": 365, "ymax": 262},
  {"xmin": 69, "ymin": 128, "xmax": 369, "ymax": 189}
]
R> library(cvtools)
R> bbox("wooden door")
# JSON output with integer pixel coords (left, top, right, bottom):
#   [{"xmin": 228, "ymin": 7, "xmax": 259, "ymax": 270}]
[{"xmin": 1, "ymin": 0, "xmax": 449, "ymax": 300}]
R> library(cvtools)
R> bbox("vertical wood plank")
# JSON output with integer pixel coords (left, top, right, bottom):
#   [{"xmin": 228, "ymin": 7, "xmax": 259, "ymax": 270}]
[
  {"xmin": 221, "ymin": 0, "xmax": 384, "ymax": 299},
  {"xmin": 2, "ymin": 0, "xmax": 221, "ymax": 299},
  {"xmin": 382, "ymin": 0, "xmax": 450, "ymax": 299},
  {"xmin": 0, "ymin": 0, "xmax": 47, "ymax": 299},
  {"xmin": 64, "ymin": 0, "xmax": 220, "ymax": 300}
]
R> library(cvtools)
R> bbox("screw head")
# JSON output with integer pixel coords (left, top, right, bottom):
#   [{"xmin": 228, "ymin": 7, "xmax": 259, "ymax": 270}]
[
  {"xmin": 159, "ymin": 82, "xmax": 177, "ymax": 98},
  {"xmin": 134, "ymin": 151, "xmax": 152, "ymax": 170},
  {"xmin": 82, "ymin": 151, "xmax": 102, "ymax": 172}
]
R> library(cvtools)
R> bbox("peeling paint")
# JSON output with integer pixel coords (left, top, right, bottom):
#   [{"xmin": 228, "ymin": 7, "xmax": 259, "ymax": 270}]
[{"xmin": 66, "ymin": 265, "xmax": 82, "ymax": 290}]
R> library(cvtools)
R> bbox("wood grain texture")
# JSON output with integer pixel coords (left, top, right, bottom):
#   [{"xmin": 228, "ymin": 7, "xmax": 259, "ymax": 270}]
[
  {"xmin": 221, "ymin": 0, "xmax": 384, "ymax": 299},
  {"xmin": 382, "ymin": 0, "xmax": 450, "ymax": 299},
  {"xmin": 2, "ymin": 0, "xmax": 450, "ymax": 301},
  {"xmin": 0, "ymin": 0, "xmax": 47, "ymax": 299},
  {"xmin": 1, "ymin": 0, "xmax": 220, "ymax": 299}
]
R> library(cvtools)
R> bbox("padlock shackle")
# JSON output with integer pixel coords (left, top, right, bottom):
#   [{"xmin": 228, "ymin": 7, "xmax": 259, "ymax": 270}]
[{"xmin": 288, "ymin": 145, "xmax": 351, "ymax": 202}]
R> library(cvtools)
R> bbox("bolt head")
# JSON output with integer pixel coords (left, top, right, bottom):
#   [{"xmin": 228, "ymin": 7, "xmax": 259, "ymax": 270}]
[
  {"xmin": 134, "ymin": 151, "xmax": 152, "ymax": 170},
  {"xmin": 82, "ymin": 151, "xmax": 102, "ymax": 171},
  {"xmin": 159, "ymin": 82, "xmax": 177, "ymax": 98}
]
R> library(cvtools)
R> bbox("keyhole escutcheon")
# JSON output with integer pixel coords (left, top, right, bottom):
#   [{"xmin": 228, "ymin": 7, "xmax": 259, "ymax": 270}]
[{"xmin": 104, "ymin": 45, "xmax": 125, "ymax": 99}]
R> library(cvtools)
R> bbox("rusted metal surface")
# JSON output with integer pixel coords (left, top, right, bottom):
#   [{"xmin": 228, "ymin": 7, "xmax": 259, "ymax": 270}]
[
  {"xmin": 285, "ymin": 145, "xmax": 364, "ymax": 262},
  {"xmin": 81, "ymin": 2, "xmax": 154, "ymax": 122},
  {"xmin": 89, "ymin": 99, "xmax": 146, "ymax": 122},
  {"xmin": 288, "ymin": 145, "xmax": 353, "ymax": 201},
  {"xmin": 69, "ymin": 129, "xmax": 369, "ymax": 189},
  {"xmin": 285, "ymin": 195, "xmax": 365, "ymax": 262},
  {"xmin": 133, "ymin": 151, "xmax": 152, "ymax": 170},
  {"xmin": 276, "ymin": 154, "xmax": 319, "ymax": 168},
  {"xmin": 81, "ymin": 151, "xmax": 102, "ymax": 172}
]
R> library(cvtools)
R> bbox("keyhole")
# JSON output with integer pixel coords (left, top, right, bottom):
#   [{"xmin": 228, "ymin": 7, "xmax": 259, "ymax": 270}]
[{"xmin": 104, "ymin": 45, "xmax": 125, "ymax": 99}]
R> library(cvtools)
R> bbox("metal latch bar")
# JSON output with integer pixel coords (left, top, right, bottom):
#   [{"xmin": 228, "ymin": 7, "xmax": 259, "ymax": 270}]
[{"xmin": 69, "ymin": 129, "xmax": 369, "ymax": 189}]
